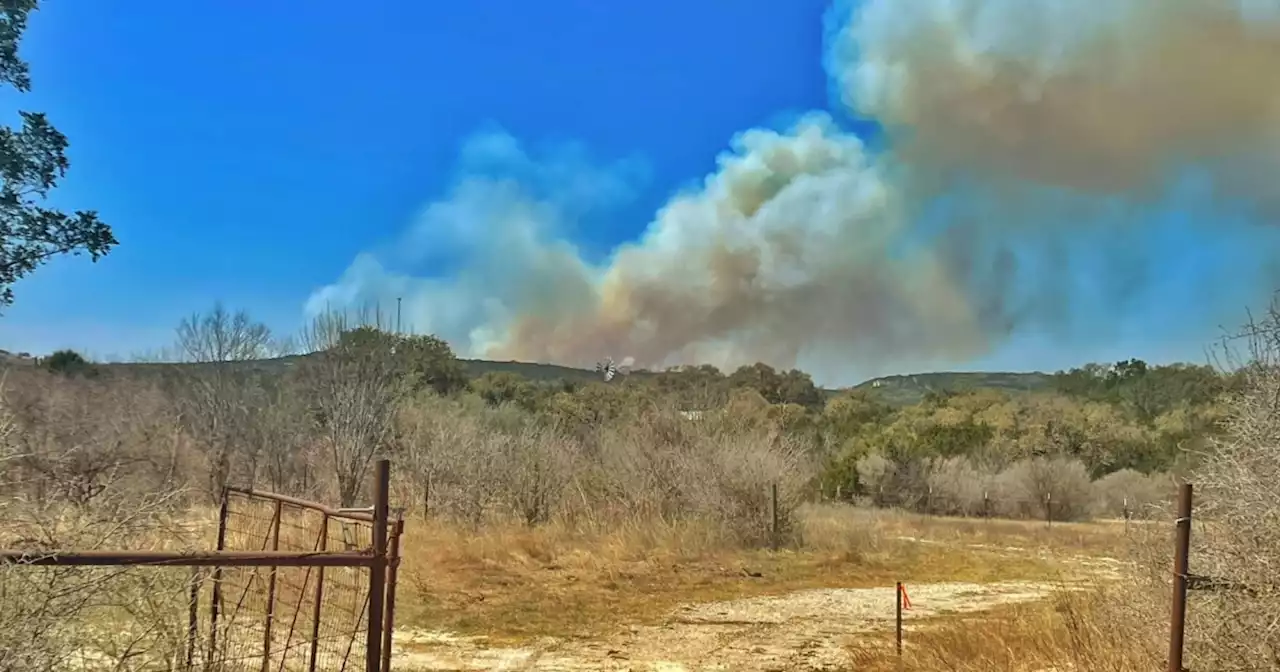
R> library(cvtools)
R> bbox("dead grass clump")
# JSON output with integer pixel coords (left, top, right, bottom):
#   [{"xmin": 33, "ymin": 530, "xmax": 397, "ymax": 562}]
[{"xmin": 848, "ymin": 588, "xmax": 1161, "ymax": 672}]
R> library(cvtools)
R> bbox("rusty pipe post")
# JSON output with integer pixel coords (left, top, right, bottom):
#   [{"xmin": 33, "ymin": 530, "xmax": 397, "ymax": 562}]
[
  {"xmin": 380, "ymin": 518, "xmax": 405, "ymax": 672},
  {"xmin": 1167, "ymin": 483, "xmax": 1193, "ymax": 672},
  {"xmin": 895, "ymin": 581, "xmax": 904, "ymax": 657},
  {"xmin": 207, "ymin": 489, "xmax": 230, "ymax": 664},
  {"xmin": 307, "ymin": 513, "xmax": 329, "ymax": 672},
  {"xmin": 185, "ymin": 567, "xmax": 201, "ymax": 669},
  {"xmin": 770, "ymin": 483, "xmax": 780, "ymax": 551},
  {"xmin": 261, "ymin": 499, "xmax": 283, "ymax": 672},
  {"xmin": 366, "ymin": 459, "xmax": 391, "ymax": 672}
]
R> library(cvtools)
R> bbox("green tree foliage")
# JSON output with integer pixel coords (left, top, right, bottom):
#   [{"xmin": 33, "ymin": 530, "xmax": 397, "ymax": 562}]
[
  {"xmin": 42, "ymin": 348, "xmax": 94, "ymax": 376},
  {"xmin": 727, "ymin": 362, "xmax": 823, "ymax": 408},
  {"xmin": 0, "ymin": 1, "xmax": 115, "ymax": 309},
  {"xmin": 915, "ymin": 420, "xmax": 995, "ymax": 458},
  {"xmin": 471, "ymin": 371, "xmax": 540, "ymax": 411},
  {"xmin": 1050, "ymin": 360, "xmax": 1225, "ymax": 422},
  {"xmin": 652, "ymin": 364, "xmax": 729, "ymax": 409},
  {"xmin": 334, "ymin": 327, "xmax": 467, "ymax": 396},
  {"xmin": 397, "ymin": 333, "xmax": 468, "ymax": 395}
]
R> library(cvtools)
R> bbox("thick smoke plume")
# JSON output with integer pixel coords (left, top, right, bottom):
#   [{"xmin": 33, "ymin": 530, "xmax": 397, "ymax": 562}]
[{"xmin": 309, "ymin": 0, "xmax": 1280, "ymax": 384}]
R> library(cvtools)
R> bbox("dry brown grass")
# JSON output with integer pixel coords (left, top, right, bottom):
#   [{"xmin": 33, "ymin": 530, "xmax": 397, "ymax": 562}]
[
  {"xmin": 846, "ymin": 588, "xmax": 1162, "ymax": 671},
  {"xmin": 390, "ymin": 503, "xmax": 1126, "ymax": 642},
  {"xmin": 0, "ymin": 359, "xmax": 1173, "ymax": 670}
]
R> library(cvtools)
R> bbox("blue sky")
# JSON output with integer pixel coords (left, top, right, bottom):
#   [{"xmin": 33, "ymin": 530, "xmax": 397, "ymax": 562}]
[
  {"xmin": 2, "ymin": 0, "xmax": 839, "ymax": 359},
  {"xmin": 0, "ymin": 0, "xmax": 1270, "ymax": 378}
]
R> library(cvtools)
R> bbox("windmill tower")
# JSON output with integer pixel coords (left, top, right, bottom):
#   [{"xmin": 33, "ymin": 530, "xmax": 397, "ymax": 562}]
[{"xmin": 595, "ymin": 356, "xmax": 634, "ymax": 382}]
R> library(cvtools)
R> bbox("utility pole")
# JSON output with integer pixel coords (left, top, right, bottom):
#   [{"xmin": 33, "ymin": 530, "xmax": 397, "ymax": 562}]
[{"xmin": 396, "ymin": 297, "xmax": 402, "ymax": 334}]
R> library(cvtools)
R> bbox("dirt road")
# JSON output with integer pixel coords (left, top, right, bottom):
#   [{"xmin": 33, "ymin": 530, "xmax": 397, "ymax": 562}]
[{"xmin": 392, "ymin": 578, "xmax": 1060, "ymax": 671}]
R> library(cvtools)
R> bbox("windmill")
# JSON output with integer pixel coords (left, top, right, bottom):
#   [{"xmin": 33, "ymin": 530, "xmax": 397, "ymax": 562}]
[{"xmin": 595, "ymin": 356, "xmax": 635, "ymax": 382}]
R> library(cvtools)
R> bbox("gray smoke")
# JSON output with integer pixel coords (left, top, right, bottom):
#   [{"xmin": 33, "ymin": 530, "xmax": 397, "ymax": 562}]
[{"xmin": 309, "ymin": 0, "xmax": 1280, "ymax": 383}]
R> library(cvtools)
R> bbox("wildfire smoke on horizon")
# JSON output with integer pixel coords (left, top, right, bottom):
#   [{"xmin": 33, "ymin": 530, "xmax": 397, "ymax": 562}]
[{"xmin": 308, "ymin": 0, "xmax": 1280, "ymax": 384}]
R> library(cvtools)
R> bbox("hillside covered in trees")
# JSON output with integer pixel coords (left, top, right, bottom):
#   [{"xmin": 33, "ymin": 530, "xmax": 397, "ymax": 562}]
[{"xmin": 6, "ymin": 303, "xmax": 1235, "ymax": 526}]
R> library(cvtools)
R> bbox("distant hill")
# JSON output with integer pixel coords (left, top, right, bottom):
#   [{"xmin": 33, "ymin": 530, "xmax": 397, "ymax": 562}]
[
  {"xmin": 59, "ymin": 355, "xmax": 625, "ymax": 386},
  {"xmin": 851, "ymin": 371, "xmax": 1053, "ymax": 407},
  {"xmin": 459, "ymin": 359, "xmax": 620, "ymax": 383},
  {"xmin": 0, "ymin": 349, "xmax": 35, "ymax": 366},
  {"xmin": 9, "ymin": 349, "xmax": 1055, "ymax": 406}
]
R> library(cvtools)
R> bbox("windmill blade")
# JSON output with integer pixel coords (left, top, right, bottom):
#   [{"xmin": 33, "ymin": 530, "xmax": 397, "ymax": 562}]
[{"xmin": 596, "ymin": 357, "xmax": 618, "ymax": 381}]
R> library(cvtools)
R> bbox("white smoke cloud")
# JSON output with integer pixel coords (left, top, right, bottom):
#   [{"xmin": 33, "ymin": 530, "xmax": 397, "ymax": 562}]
[
  {"xmin": 308, "ymin": 0, "xmax": 1280, "ymax": 384},
  {"xmin": 306, "ymin": 130, "xmax": 643, "ymax": 355}
]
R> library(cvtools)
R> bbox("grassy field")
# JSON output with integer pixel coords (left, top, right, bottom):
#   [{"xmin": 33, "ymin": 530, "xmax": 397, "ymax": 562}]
[
  {"xmin": 386, "ymin": 505, "xmax": 1154, "ymax": 670},
  {"xmin": 0, "ymin": 498, "xmax": 1164, "ymax": 671}
]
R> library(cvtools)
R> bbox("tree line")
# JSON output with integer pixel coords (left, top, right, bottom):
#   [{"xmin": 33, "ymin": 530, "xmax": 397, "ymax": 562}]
[{"xmin": 20, "ymin": 303, "xmax": 1233, "ymax": 519}]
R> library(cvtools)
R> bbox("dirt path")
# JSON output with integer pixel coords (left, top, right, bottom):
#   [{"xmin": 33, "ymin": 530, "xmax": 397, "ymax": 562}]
[{"xmin": 392, "ymin": 579, "xmax": 1059, "ymax": 671}]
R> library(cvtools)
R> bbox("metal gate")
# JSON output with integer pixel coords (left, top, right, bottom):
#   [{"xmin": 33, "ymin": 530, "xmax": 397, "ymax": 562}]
[{"xmin": 2, "ymin": 459, "xmax": 403, "ymax": 672}]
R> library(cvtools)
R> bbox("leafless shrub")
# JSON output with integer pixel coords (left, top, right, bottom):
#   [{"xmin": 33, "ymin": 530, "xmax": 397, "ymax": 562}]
[
  {"xmin": 565, "ymin": 409, "xmax": 812, "ymax": 546},
  {"xmin": 579, "ymin": 412, "xmax": 698, "ymax": 525},
  {"xmin": 1091, "ymin": 468, "xmax": 1171, "ymax": 520},
  {"xmin": 855, "ymin": 453, "xmax": 893, "ymax": 505},
  {"xmin": 493, "ymin": 425, "xmax": 580, "ymax": 527},
  {"xmin": 175, "ymin": 302, "xmax": 279, "ymax": 363},
  {"xmin": 881, "ymin": 457, "xmax": 935, "ymax": 511},
  {"xmin": 394, "ymin": 395, "xmax": 813, "ymax": 546},
  {"xmin": 0, "ymin": 498, "xmax": 194, "ymax": 672},
  {"xmin": 171, "ymin": 304, "xmax": 297, "ymax": 500},
  {"xmin": 175, "ymin": 368, "xmax": 270, "ymax": 500},
  {"xmin": 926, "ymin": 456, "xmax": 993, "ymax": 517},
  {"xmin": 252, "ymin": 381, "xmax": 317, "ymax": 495},
  {"xmin": 992, "ymin": 455, "xmax": 1095, "ymax": 521},
  {"xmin": 0, "ymin": 380, "xmax": 194, "ymax": 672},
  {"xmin": 397, "ymin": 397, "xmax": 533, "ymax": 526},
  {"xmin": 1177, "ymin": 294, "xmax": 1280, "ymax": 670},
  {"xmin": 2, "ymin": 369, "xmax": 185, "ymax": 506},
  {"xmin": 689, "ymin": 420, "xmax": 812, "ymax": 546},
  {"xmin": 294, "ymin": 310, "xmax": 411, "ymax": 506}
]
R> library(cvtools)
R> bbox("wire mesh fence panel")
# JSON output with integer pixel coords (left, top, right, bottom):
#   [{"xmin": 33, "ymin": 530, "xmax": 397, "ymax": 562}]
[{"xmin": 189, "ymin": 490, "xmax": 377, "ymax": 672}]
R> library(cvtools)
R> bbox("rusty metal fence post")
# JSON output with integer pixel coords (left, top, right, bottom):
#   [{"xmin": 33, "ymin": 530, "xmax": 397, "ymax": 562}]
[
  {"xmin": 307, "ymin": 512, "xmax": 330, "ymax": 672},
  {"xmin": 260, "ymin": 499, "xmax": 284, "ymax": 672},
  {"xmin": 381, "ymin": 518, "xmax": 405, "ymax": 672},
  {"xmin": 185, "ymin": 567, "xmax": 201, "ymax": 669},
  {"xmin": 1168, "ymin": 483, "xmax": 1193, "ymax": 672},
  {"xmin": 208, "ymin": 489, "xmax": 231, "ymax": 663},
  {"xmin": 366, "ymin": 459, "xmax": 391, "ymax": 672},
  {"xmin": 895, "ymin": 581, "xmax": 904, "ymax": 656},
  {"xmin": 770, "ymin": 483, "xmax": 780, "ymax": 551}
]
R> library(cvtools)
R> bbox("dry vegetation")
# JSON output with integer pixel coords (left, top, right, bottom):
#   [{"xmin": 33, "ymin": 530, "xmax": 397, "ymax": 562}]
[{"xmin": 2, "ymin": 300, "xmax": 1279, "ymax": 671}]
